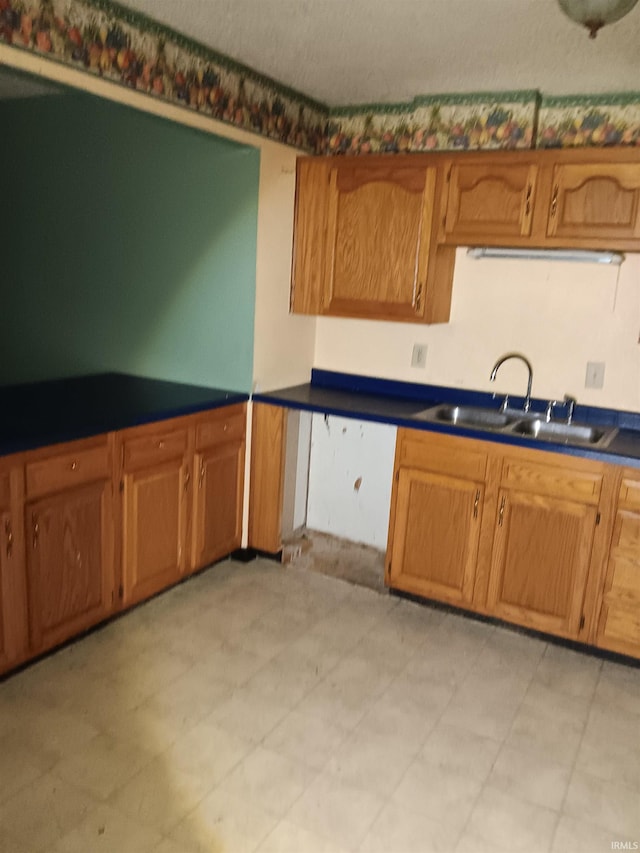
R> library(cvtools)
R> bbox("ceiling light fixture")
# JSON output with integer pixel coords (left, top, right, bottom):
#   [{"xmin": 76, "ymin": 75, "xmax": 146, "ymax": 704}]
[
  {"xmin": 558, "ymin": 0, "xmax": 639, "ymax": 37},
  {"xmin": 467, "ymin": 247, "xmax": 625, "ymax": 265}
]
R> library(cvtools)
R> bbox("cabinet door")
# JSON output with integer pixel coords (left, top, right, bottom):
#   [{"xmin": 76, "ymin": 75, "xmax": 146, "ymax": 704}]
[
  {"xmin": 0, "ymin": 467, "xmax": 27, "ymax": 673},
  {"xmin": 547, "ymin": 163, "xmax": 640, "ymax": 242},
  {"xmin": 596, "ymin": 474, "xmax": 640, "ymax": 657},
  {"xmin": 192, "ymin": 439, "xmax": 244, "ymax": 570},
  {"xmin": 26, "ymin": 480, "xmax": 114, "ymax": 653},
  {"xmin": 386, "ymin": 467, "xmax": 483, "ymax": 606},
  {"xmin": 323, "ymin": 161, "xmax": 437, "ymax": 320},
  {"xmin": 121, "ymin": 426, "xmax": 191, "ymax": 607},
  {"xmin": 487, "ymin": 488, "xmax": 597, "ymax": 638},
  {"xmin": 443, "ymin": 160, "xmax": 538, "ymax": 242}
]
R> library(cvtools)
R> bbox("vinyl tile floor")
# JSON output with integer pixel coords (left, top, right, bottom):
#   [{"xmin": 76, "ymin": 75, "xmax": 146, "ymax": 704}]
[{"xmin": 1, "ymin": 558, "xmax": 639, "ymax": 853}]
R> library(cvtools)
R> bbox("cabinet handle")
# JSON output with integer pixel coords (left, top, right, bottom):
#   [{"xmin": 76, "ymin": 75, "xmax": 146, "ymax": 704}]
[
  {"xmin": 184, "ymin": 469, "xmax": 191, "ymax": 492},
  {"xmin": 5, "ymin": 519, "xmax": 13, "ymax": 558},
  {"xmin": 473, "ymin": 489, "xmax": 480, "ymax": 519},
  {"xmin": 525, "ymin": 184, "xmax": 532, "ymax": 216},
  {"xmin": 550, "ymin": 185, "xmax": 559, "ymax": 217},
  {"xmin": 415, "ymin": 282, "xmax": 423, "ymax": 312},
  {"xmin": 32, "ymin": 514, "xmax": 40, "ymax": 549},
  {"xmin": 158, "ymin": 440, "xmax": 165, "ymax": 449},
  {"xmin": 498, "ymin": 496, "xmax": 506, "ymax": 527},
  {"xmin": 199, "ymin": 461, "xmax": 205, "ymax": 489},
  {"xmin": 70, "ymin": 460, "xmax": 78, "ymax": 471}
]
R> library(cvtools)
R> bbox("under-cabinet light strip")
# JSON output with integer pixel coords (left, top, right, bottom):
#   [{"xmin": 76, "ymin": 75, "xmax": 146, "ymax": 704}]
[{"xmin": 467, "ymin": 247, "xmax": 625, "ymax": 265}]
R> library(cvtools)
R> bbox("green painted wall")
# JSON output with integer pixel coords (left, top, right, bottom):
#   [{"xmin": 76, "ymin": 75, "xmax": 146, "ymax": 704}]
[{"xmin": 0, "ymin": 89, "xmax": 259, "ymax": 391}]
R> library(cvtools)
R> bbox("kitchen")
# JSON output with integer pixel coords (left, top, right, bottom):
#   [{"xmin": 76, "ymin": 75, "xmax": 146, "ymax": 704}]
[{"xmin": 2, "ymin": 1, "xmax": 640, "ymax": 850}]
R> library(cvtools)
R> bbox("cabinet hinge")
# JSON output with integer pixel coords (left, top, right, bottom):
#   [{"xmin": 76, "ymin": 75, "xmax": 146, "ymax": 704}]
[
  {"xmin": 579, "ymin": 614, "xmax": 585, "ymax": 631},
  {"xmin": 596, "ymin": 512, "xmax": 601, "ymax": 525},
  {"xmin": 119, "ymin": 479, "xmax": 124, "ymax": 494},
  {"xmin": 118, "ymin": 584, "xmax": 123, "ymax": 599},
  {"xmin": 395, "ymin": 470, "xmax": 399, "ymax": 483},
  {"xmin": 446, "ymin": 167, "xmax": 451, "ymax": 182}
]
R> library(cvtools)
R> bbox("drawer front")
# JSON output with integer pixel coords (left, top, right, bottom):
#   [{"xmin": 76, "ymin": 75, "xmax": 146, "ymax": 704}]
[
  {"xmin": 500, "ymin": 457, "xmax": 602, "ymax": 504},
  {"xmin": 196, "ymin": 408, "xmax": 245, "ymax": 450},
  {"xmin": 397, "ymin": 430, "xmax": 488, "ymax": 481},
  {"xmin": 123, "ymin": 428, "xmax": 188, "ymax": 471},
  {"xmin": 608, "ymin": 556, "xmax": 640, "ymax": 604},
  {"xmin": 602, "ymin": 604, "xmax": 640, "ymax": 648},
  {"xmin": 0, "ymin": 471, "xmax": 10, "ymax": 508},
  {"xmin": 619, "ymin": 474, "xmax": 640, "ymax": 511},
  {"xmin": 26, "ymin": 443, "xmax": 110, "ymax": 499}
]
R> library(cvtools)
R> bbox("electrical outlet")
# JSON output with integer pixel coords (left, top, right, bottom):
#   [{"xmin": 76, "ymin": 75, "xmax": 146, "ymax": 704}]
[
  {"xmin": 585, "ymin": 361, "xmax": 605, "ymax": 389},
  {"xmin": 411, "ymin": 343, "xmax": 428, "ymax": 369}
]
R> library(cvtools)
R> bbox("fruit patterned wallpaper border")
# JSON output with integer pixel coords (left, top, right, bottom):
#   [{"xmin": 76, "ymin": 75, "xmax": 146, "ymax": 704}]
[{"xmin": 1, "ymin": 0, "xmax": 640, "ymax": 154}]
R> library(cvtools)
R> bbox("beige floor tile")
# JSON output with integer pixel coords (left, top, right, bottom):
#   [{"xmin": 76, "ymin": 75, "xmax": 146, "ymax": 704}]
[
  {"xmin": 465, "ymin": 785, "xmax": 558, "ymax": 852},
  {"xmin": 161, "ymin": 717, "xmax": 252, "ymax": 786},
  {"xmin": 110, "ymin": 754, "xmax": 215, "ymax": 834},
  {"xmin": 325, "ymin": 728, "xmax": 416, "ymax": 797},
  {"xmin": 391, "ymin": 756, "xmax": 483, "ymax": 835},
  {"xmin": 440, "ymin": 692, "xmax": 521, "ymax": 742},
  {"xmin": 169, "ymin": 787, "xmax": 277, "ymax": 853},
  {"xmin": 53, "ymin": 731, "xmax": 156, "ymax": 800},
  {"xmin": 0, "ymin": 730, "xmax": 46, "ymax": 803},
  {"xmin": 576, "ymin": 725, "xmax": 640, "ymax": 791},
  {"xmin": 193, "ymin": 640, "xmax": 271, "ymax": 687},
  {"xmin": 353, "ymin": 695, "xmax": 437, "ymax": 757},
  {"xmin": 594, "ymin": 661, "xmax": 640, "ymax": 717},
  {"xmin": 242, "ymin": 653, "xmax": 326, "ymax": 708},
  {"xmin": 487, "ymin": 743, "xmax": 572, "ymax": 811},
  {"xmin": 257, "ymin": 819, "xmax": 349, "ymax": 853},
  {"xmin": 504, "ymin": 696, "xmax": 586, "ymax": 765},
  {"xmin": 564, "ymin": 768, "xmax": 640, "ymax": 838},
  {"xmin": 8, "ymin": 705, "xmax": 100, "ymax": 772},
  {"xmin": 532, "ymin": 643, "xmax": 602, "ymax": 700},
  {"xmin": 286, "ymin": 771, "xmax": 384, "ymax": 850},
  {"xmin": 551, "ymin": 814, "xmax": 623, "ymax": 853},
  {"xmin": 421, "ymin": 721, "xmax": 502, "ymax": 784},
  {"xmin": 221, "ymin": 745, "xmax": 316, "ymax": 819},
  {"xmin": 0, "ymin": 773, "xmax": 99, "ymax": 853},
  {"xmin": 109, "ymin": 647, "xmax": 195, "ymax": 702},
  {"xmin": 263, "ymin": 708, "xmax": 350, "ymax": 771},
  {"xmin": 360, "ymin": 801, "xmax": 461, "ymax": 853},
  {"xmin": 207, "ymin": 686, "xmax": 290, "ymax": 743},
  {"xmin": 51, "ymin": 802, "xmax": 162, "ymax": 852}
]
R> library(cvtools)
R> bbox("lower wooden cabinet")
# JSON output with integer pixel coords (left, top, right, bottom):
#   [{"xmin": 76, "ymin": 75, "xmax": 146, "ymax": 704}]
[
  {"xmin": 386, "ymin": 431, "xmax": 487, "ymax": 607},
  {"xmin": 191, "ymin": 406, "xmax": 245, "ymax": 570},
  {"xmin": 0, "ymin": 402, "xmax": 246, "ymax": 674},
  {"xmin": 23, "ymin": 437, "xmax": 115, "ymax": 655},
  {"xmin": 596, "ymin": 469, "xmax": 640, "ymax": 657},
  {"xmin": 387, "ymin": 428, "xmax": 613, "ymax": 644},
  {"xmin": 0, "ymin": 461, "xmax": 27, "ymax": 673},
  {"xmin": 120, "ymin": 422, "xmax": 191, "ymax": 607}
]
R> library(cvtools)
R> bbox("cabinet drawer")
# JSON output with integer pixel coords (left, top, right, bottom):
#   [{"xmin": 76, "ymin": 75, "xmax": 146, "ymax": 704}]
[
  {"xmin": 196, "ymin": 408, "xmax": 245, "ymax": 450},
  {"xmin": 618, "ymin": 474, "xmax": 640, "ymax": 510},
  {"xmin": 602, "ymin": 605, "xmax": 640, "ymax": 648},
  {"xmin": 123, "ymin": 429, "xmax": 188, "ymax": 471},
  {"xmin": 608, "ymin": 556, "xmax": 640, "ymax": 603},
  {"xmin": 0, "ymin": 471, "xmax": 9, "ymax": 508},
  {"xmin": 500, "ymin": 457, "xmax": 602, "ymax": 504},
  {"xmin": 397, "ymin": 429, "xmax": 488, "ymax": 481},
  {"xmin": 26, "ymin": 443, "xmax": 110, "ymax": 499}
]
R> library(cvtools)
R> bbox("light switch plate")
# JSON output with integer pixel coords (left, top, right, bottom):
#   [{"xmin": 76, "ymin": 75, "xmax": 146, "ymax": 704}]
[
  {"xmin": 411, "ymin": 343, "xmax": 428, "ymax": 369},
  {"xmin": 585, "ymin": 361, "xmax": 605, "ymax": 389}
]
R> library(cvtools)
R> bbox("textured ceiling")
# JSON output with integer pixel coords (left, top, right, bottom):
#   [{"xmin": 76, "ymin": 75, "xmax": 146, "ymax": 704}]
[{"xmin": 115, "ymin": 0, "xmax": 640, "ymax": 106}]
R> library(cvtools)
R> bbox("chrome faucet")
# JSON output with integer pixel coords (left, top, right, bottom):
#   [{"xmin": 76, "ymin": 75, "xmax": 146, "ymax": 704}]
[{"xmin": 489, "ymin": 352, "xmax": 533, "ymax": 413}]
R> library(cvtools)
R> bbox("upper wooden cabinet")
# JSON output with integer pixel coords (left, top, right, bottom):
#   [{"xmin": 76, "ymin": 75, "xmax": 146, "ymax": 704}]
[
  {"xmin": 441, "ymin": 159, "xmax": 539, "ymax": 242},
  {"xmin": 291, "ymin": 156, "xmax": 454, "ymax": 324},
  {"xmin": 545, "ymin": 162, "xmax": 640, "ymax": 243}
]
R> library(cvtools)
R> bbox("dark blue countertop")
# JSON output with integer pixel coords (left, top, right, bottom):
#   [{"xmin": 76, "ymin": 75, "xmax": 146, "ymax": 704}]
[
  {"xmin": 0, "ymin": 373, "xmax": 248, "ymax": 457},
  {"xmin": 254, "ymin": 369, "xmax": 640, "ymax": 468}
]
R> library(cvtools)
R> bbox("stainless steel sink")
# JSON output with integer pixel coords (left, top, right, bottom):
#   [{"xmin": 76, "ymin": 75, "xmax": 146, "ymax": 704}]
[
  {"xmin": 415, "ymin": 404, "xmax": 521, "ymax": 429},
  {"xmin": 508, "ymin": 418, "xmax": 618, "ymax": 448},
  {"xmin": 413, "ymin": 402, "xmax": 618, "ymax": 450}
]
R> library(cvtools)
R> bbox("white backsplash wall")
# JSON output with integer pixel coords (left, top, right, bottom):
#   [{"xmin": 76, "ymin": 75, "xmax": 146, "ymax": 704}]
[
  {"xmin": 306, "ymin": 414, "xmax": 396, "ymax": 549},
  {"xmin": 314, "ymin": 249, "xmax": 640, "ymax": 413}
]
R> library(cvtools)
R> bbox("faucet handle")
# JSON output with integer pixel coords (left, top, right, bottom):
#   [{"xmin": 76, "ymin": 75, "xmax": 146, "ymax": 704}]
[
  {"xmin": 545, "ymin": 400, "xmax": 559, "ymax": 422},
  {"xmin": 498, "ymin": 393, "xmax": 510, "ymax": 413},
  {"xmin": 563, "ymin": 394, "xmax": 577, "ymax": 425}
]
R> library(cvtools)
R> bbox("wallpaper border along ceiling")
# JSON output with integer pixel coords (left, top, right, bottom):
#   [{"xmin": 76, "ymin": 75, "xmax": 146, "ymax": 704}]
[{"xmin": 1, "ymin": 0, "xmax": 640, "ymax": 154}]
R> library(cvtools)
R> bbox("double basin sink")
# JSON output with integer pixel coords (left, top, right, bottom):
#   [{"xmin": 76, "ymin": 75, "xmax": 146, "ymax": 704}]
[{"xmin": 414, "ymin": 403, "xmax": 618, "ymax": 449}]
